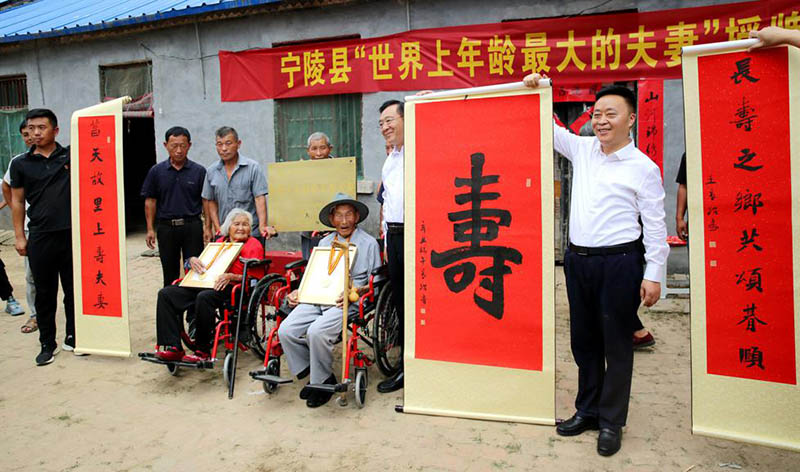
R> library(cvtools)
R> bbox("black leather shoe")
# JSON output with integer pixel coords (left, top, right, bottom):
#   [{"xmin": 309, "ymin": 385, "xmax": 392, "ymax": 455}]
[
  {"xmin": 597, "ymin": 428, "xmax": 622, "ymax": 456},
  {"xmin": 306, "ymin": 374, "xmax": 336, "ymax": 408},
  {"xmin": 299, "ymin": 384, "xmax": 311, "ymax": 400},
  {"xmin": 556, "ymin": 414, "xmax": 599, "ymax": 436},
  {"xmin": 296, "ymin": 366, "xmax": 310, "ymax": 380},
  {"xmin": 306, "ymin": 390, "xmax": 333, "ymax": 408},
  {"xmin": 377, "ymin": 371, "xmax": 404, "ymax": 393}
]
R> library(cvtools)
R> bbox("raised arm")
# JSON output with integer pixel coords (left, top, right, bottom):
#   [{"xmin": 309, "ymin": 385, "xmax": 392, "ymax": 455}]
[{"xmin": 523, "ymin": 73, "xmax": 582, "ymax": 160}]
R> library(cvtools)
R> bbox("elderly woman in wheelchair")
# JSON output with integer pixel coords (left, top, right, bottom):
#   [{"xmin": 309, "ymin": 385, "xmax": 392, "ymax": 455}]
[{"xmin": 154, "ymin": 208, "xmax": 265, "ymax": 363}]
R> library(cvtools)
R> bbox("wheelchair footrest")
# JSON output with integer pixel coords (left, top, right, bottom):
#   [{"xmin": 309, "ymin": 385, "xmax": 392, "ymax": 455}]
[
  {"xmin": 138, "ymin": 352, "xmax": 215, "ymax": 370},
  {"xmin": 305, "ymin": 381, "xmax": 349, "ymax": 393},
  {"xmin": 249, "ymin": 370, "xmax": 293, "ymax": 384}
]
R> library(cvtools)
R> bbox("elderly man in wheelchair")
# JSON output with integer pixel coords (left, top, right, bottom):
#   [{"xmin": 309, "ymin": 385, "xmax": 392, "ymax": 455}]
[
  {"xmin": 278, "ymin": 193, "xmax": 381, "ymax": 408},
  {"xmin": 154, "ymin": 208, "xmax": 265, "ymax": 363}
]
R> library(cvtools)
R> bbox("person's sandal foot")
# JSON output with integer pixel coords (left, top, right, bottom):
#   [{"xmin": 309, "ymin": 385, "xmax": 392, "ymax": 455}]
[{"xmin": 21, "ymin": 317, "xmax": 38, "ymax": 334}]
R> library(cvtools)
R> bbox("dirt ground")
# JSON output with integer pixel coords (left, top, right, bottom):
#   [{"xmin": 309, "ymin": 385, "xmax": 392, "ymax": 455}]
[{"xmin": 0, "ymin": 232, "xmax": 797, "ymax": 472}]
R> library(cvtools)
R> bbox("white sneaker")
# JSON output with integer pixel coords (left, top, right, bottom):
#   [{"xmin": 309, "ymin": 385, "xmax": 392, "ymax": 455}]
[{"xmin": 63, "ymin": 335, "xmax": 88, "ymax": 356}]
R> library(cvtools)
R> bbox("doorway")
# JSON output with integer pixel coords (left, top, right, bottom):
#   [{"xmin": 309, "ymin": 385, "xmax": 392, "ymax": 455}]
[{"xmin": 122, "ymin": 117, "xmax": 156, "ymax": 232}]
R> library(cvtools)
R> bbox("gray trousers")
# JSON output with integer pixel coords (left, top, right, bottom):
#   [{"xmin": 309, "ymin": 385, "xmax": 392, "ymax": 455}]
[
  {"xmin": 278, "ymin": 303, "xmax": 353, "ymax": 384},
  {"xmin": 24, "ymin": 255, "xmax": 36, "ymax": 318}
]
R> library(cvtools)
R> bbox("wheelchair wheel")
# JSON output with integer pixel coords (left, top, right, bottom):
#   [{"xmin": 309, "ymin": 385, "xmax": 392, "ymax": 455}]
[
  {"xmin": 262, "ymin": 358, "xmax": 280, "ymax": 394},
  {"xmin": 223, "ymin": 351, "xmax": 234, "ymax": 386},
  {"xmin": 354, "ymin": 369, "xmax": 368, "ymax": 409},
  {"xmin": 179, "ymin": 318, "xmax": 197, "ymax": 353},
  {"xmin": 373, "ymin": 284, "xmax": 402, "ymax": 377},
  {"xmin": 166, "ymin": 363, "xmax": 179, "ymax": 376},
  {"xmin": 248, "ymin": 274, "xmax": 287, "ymax": 359}
]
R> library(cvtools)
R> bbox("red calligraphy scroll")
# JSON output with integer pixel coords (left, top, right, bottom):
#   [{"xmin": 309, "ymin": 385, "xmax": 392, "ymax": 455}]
[
  {"xmin": 698, "ymin": 48, "xmax": 795, "ymax": 384},
  {"xmin": 414, "ymin": 94, "xmax": 543, "ymax": 371},
  {"xmin": 78, "ymin": 116, "xmax": 123, "ymax": 317},
  {"xmin": 219, "ymin": 0, "xmax": 798, "ymax": 101},
  {"xmin": 637, "ymin": 79, "xmax": 664, "ymax": 175}
]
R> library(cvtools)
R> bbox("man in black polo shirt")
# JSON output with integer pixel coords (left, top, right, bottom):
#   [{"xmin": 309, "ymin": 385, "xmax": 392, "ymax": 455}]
[
  {"xmin": 141, "ymin": 126, "xmax": 207, "ymax": 287},
  {"xmin": 10, "ymin": 109, "xmax": 76, "ymax": 366}
]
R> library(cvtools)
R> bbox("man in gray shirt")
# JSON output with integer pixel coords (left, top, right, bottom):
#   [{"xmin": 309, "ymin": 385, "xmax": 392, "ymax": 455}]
[
  {"xmin": 278, "ymin": 193, "xmax": 381, "ymax": 408},
  {"xmin": 201, "ymin": 126, "xmax": 276, "ymax": 240}
]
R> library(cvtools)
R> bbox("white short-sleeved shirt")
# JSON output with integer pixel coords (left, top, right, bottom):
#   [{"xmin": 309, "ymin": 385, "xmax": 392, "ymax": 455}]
[{"xmin": 4, "ymin": 153, "xmax": 30, "ymax": 231}]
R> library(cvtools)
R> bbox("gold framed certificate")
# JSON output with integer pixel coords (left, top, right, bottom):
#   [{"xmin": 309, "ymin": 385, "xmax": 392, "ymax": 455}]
[
  {"xmin": 179, "ymin": 242, "xmax": 244, "ymax": 289},
  {"xmin": 297, "ymin": 245, "xmax": 357, "ymax": 305}
]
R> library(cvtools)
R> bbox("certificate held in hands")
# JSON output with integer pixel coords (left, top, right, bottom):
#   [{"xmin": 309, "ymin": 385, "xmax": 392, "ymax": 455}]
[
  {"xmin": 180, "ymin": 242, "xmax": 244, "ymax": 289},
  {"xmin": 297, "ymin": 245, "xmax": 357, "ymax": 305}
]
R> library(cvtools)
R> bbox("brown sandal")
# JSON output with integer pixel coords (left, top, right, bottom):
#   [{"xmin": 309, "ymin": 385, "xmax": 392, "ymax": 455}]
[{"xmin": 21, "ymin": 317, "xmax": 38, "ymax": 334}]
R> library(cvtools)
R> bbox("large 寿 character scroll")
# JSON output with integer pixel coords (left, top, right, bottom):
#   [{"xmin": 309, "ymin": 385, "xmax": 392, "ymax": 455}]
[
  {"xmin": 404, "ymin": 83, "xmax": 554, "ymax": 424},
  {"xmin": 430, "ymin": 152, "xmax": 523, "ymax": 321},
  {"xmin": 683, "ymin": 41, "xmax": 800, "ymax": 451}
]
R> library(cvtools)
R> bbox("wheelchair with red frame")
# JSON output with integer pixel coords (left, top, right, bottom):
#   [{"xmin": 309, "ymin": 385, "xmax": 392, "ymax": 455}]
[
  {"xmin": 139, "ymin": 250, "xmax": 304, "ymax": 399},
  {"xmin": 249, "ymin": 263, "xmax": 402, "ymax": 408},
  {"xmin": 245, "ymin": 257, "xmax": 306, "ymax": 362}
]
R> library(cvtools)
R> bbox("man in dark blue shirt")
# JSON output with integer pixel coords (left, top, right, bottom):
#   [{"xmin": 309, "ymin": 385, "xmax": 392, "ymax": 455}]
[
  {"xmin": 9, "ymin": 109, "xmax": 76, "ymax": 366},
  {"xmin": 141, "ymin": 126, "xmax": 207, "ymax": 286}
]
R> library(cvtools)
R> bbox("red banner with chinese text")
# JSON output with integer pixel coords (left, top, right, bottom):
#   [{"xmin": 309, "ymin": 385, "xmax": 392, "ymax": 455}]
[
  {"xmin": 219, "ymin": 0, "xmax": 798, "ymax": 101},
  {"xmin": 414, "ymin": 94, "xmax": 543, "ymax": 371},
  {"xmin": 78, "ymin": 116, "xmax": 123, "ymax": 317},
  {"xmin": 637, "ymin": 79, "xmax": 664, "ymax": 175},
  {"xmin": 698, "ymin": 48, "xmax": 795, "ymax": 385}
]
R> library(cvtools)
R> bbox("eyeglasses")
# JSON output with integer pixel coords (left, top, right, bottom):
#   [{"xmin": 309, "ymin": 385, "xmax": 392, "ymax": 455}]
[{"xmin": 378, "ymin": 117, "xmax": 396, "ymax": 128}]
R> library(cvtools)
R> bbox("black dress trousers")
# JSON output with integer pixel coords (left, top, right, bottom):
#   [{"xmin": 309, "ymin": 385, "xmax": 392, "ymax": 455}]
[{"xmin": 564, "ymin": 247, "xmax": 643, "ymax": 429}]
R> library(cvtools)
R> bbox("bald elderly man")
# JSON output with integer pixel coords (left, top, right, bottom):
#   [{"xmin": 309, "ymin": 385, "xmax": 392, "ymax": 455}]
[{"xmin": 305, "ymin": 131, "xmax": 335, "ymax": 160}]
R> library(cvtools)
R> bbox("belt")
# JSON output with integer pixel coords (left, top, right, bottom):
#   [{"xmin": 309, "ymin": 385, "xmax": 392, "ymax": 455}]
[
  {"xmin": 568, "ymin": 241, "xmax": 640, "ymax": 256},
  {"xmin": 158, "ymin": 215, "xmax": 200, "ymax": 227},
  {"xmin": 386, "ymin": 222, "xmax": 404, "ymax": 235}
]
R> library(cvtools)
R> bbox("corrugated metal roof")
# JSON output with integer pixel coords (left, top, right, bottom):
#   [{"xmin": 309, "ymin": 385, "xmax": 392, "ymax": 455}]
[{"xmin": 0, "ymin": 0, "xmax": 283, "ymax": 43}]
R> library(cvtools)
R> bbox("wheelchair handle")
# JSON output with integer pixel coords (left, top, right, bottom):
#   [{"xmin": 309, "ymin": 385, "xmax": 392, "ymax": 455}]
[
  {"xmin": 239, "ymin": 257, "xmax": 271, "ymax": 268},
  {"xmin": 284, "ymin": 259, "xmax": 307, "ymax": 270}
]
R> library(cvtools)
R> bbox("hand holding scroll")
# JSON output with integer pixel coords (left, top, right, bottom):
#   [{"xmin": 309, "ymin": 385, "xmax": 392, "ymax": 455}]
[
  {"xmin": 749, "ymin": 26, "xmax": 800, "ymax": 50},
  {"xmin": 523, "ymin": 73, "xmax": 548, "ymax": 88}
]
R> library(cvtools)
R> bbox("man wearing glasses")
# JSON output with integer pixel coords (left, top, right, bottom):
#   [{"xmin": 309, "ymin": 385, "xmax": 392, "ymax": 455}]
[{"xmin": 376, "ymin": 99, "xmax": 405, "ymax": 393}]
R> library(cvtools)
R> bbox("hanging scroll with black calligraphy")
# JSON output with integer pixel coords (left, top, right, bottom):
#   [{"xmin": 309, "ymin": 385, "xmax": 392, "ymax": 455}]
[
  {"xmin": 70, "ymin": 97, "xmax": 131, "ymax": 357},
  {"xmin": 683, "ymin": 41, "xmax": 800, "ymax": 451},
  {"xmin": 402, "ymin": 83, "xmax": 554, "ymax": 424},
  {"xmin": 637, "ymin": 79, "xmax": 664, "ymax": 175}
]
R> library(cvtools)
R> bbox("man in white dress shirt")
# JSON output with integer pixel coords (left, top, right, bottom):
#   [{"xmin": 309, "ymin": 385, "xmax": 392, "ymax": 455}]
[
  {"xmin": 376, "ymin": 99, "xmax": 406, "ymax": 393},
  {"xmin": 525, "ymin": 74, "xmax": 668, "ymax": 456}
]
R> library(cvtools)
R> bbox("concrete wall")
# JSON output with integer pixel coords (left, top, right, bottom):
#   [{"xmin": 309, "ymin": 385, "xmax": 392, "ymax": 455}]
[{"xmin": 0, "ymin": 0, "xmax": 745, "ymax": 271}]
